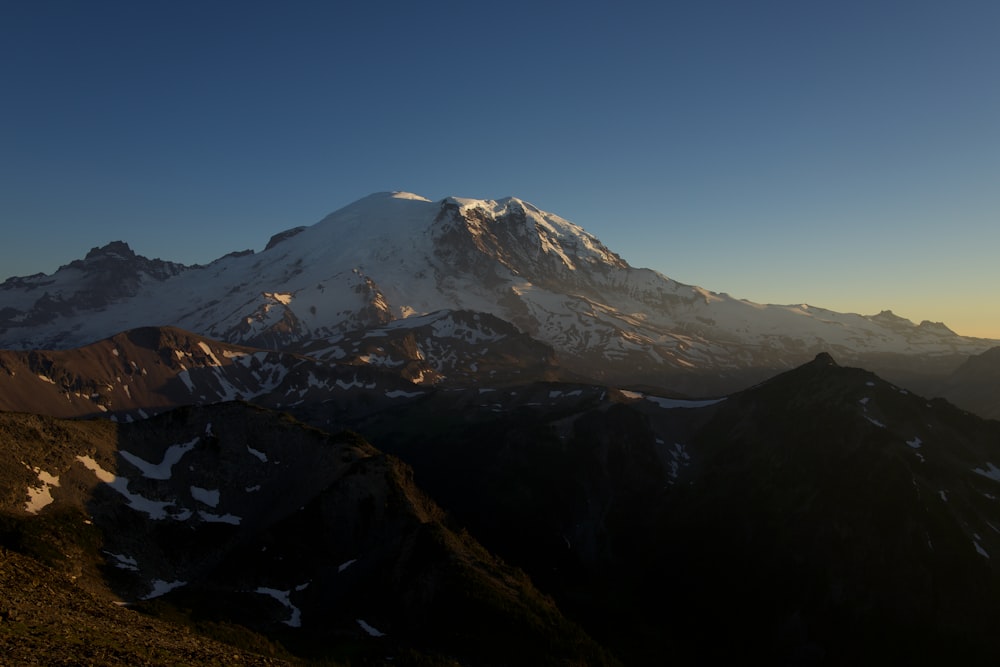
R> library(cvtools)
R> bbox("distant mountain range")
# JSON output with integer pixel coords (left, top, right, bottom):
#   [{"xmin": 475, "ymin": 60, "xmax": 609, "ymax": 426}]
[
  {"xmin": 2, "ymin": 191, "xmax": 995, "ymax": 394},
  {"xmin": 3, "ymin": 192, "xmax": 1000, "ymax": 665}
]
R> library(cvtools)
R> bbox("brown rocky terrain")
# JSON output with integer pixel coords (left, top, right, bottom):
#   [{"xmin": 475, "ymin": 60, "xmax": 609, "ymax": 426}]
[{"xmin": 0, "ymin": 546, "xmax": 292, "ymax": 666}]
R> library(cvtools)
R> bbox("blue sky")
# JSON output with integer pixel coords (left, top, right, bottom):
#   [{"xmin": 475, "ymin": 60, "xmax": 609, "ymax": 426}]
[{"xmin": 2, "ymin": 1, "xmax": 998, "ymax": 337}]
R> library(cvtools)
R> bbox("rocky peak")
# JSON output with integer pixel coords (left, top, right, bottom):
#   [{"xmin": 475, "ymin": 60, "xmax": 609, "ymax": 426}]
[
  {"xmin": 265, "ymin": 226, "xmax": 307, "ymax": 251},
  {"xmin": 65, "ymin": 241, "xmax": 185, "ymax": 282},
  {"xmin": 812, "ymin": 351, "xmax": 838, "ymax": 366},
  {"xmin": 81, "ymin": 240, "xmax": 137, "ymax": 262},
  {"xmin": 433, "ymin": 196, "xmax": 628, "ymax": 292},
  {"xmin": 918, "ymin": 320, "xmax": 956, "ymax": 336}
]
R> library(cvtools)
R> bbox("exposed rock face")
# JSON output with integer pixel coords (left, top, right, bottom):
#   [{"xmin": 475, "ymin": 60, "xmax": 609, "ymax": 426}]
[{"xmin": 264, "ymin": 226, "xmax": 307, "ymax": 250}]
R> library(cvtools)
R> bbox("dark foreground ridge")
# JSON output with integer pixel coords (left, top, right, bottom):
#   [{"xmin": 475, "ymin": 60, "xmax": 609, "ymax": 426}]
[
  {"xmin": 4, "ymin": 345, "xmax": 1000, "ymax": 664},
  {"xmin": 0, "ymin": 402, "xmax": 614, "ymax": 666}
]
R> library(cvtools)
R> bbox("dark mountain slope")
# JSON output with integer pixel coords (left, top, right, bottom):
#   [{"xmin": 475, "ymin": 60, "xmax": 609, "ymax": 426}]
[
  {"xmin": 651, "ymin": 353, "xmax": 1000, "ymax": 664},
  {"xmin": 0, "ymin": 403, "xmax": 614, "ymax": 666},
  {"xmin": 343, "ymin": 355, "xmax": 1000, "ymax": 664}
]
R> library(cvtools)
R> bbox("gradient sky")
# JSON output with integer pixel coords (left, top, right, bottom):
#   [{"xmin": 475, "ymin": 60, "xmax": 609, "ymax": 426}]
[{"xmin": 2, "ymin": 1, "xmax": 998, "ymax": 338}]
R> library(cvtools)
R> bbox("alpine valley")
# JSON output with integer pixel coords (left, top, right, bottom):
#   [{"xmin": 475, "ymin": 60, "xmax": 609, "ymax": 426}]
[{"xmin": 3, "ymin": 192, "xmax": 1000, "ymax": 665}]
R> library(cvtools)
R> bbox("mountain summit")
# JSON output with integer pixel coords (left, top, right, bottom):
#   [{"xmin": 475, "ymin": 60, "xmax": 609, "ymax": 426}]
[{"xmin": 0, "ymin": 192, "xmax": 994, "ymax": 393}]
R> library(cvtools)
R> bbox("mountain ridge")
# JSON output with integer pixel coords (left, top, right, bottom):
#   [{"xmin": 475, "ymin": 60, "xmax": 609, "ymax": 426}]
[{"xmin": 1, "ymin": 192, "xmax": 995, "ymax": 396}]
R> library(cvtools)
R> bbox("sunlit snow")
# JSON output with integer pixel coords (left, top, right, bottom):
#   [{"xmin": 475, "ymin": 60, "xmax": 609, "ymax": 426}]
[
  {"xmin": 24, "ymin": 468, "xmax": 60, "ymax": 514},
  {"xmin": 76, "ymin": 455, "xmax": 187, "ymax": 521},
  {"xmin": 265, "ymin": 291, "xmax": 293, "ymax": 305}
]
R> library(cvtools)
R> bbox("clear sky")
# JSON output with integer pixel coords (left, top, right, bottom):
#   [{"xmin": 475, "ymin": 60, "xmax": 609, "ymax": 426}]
[{"xmin": 2, "ymin": 1, "xmax": 998, "ymax": 338}]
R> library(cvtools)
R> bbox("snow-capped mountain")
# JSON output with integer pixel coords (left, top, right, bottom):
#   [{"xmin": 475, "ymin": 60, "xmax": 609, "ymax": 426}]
[{"xmin": 1, "ymin": 191, "xmax": 994, "ymax": 393}]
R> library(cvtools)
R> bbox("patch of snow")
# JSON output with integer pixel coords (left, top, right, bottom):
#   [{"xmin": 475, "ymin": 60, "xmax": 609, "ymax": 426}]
[
  {"xmin": 906, "ymin": 437, "xmax": 923, "ymax": 449},
  {"xmin": 245, "ymin": 485, "xmax": 261, "ymax": 493},
  {"xmin": 385, "ymin": 389, "xmax": 424, "ymax": 399},
  {"xmin": 265, "ymin": 291, "xmax": 293, "ymax": 305},
  {"xmin": 974, "ymin": 536, "xmax": 990, "ymax": 559},
  {"xmin": 866, "ymin": 381, "xmax": 876, "ymax": 387},
  {"xmin": 939, "ymin": 490, "xmax": 948, "ymax": 502},
  {"xmin": 974, "ymin": 462, "xmax": 1000, "ymax": 483},
  {"xmin": 75, "ymin": 455, "xmax": 186, "ymax": 521},
  {"xmin": 356, "ymin": 618, "xmax": 385, "ymax": 637},
  {"xmin": 196, "ymin": 341, "xmax": 223, "ymax": 366},
  {"xmin": 865, "ymin": 416, "xmax": 886, "ymax": 428},
  {"xmin": 338, "ymin": 559, "xmax": 357, "ymax": 572},
  {"xmin": 75, "ymin": 455, "xmax": 116, "ymax": 484},
  {"xmin": 667, "ymin": 443, "xmax": 692, "ymax": 483},
  {"xmin": 119, "ymin": 438, "xmax": 198, "ymax": 480},
  {"xmin": 645, "ymin": 396, "xmax": 725, "ymax": 409},
  {"xmin": 24, "ymin": 468, "xmax": 60, "ymax": 514},
  {"xmin": 107, "ymin": 552, "xmax": 139, "ymax": 571},
  {"xmin": 198, "ymin": 510, "xmax": 241, "ymax": 525},
  {"xmin": 143, "ymin": 579, "xmax": 187, "ymax": 600},
  {"xmin": 190, "ymin": 486, "xmax": 221, "ymax": 508},
  {"xmin": 176, "ymin": 370, "xmax": 196, "ymax": 393},
  {"xmin": 36, "ymin": 374, "xmax": 56, "ymax": 385},
  {"xmin": 256, "ymin": 587, "xmax": 301, "ymax": 627},
  {"xmin": 247, "ymin": 445, "xmax": 268, "ymax": 463}
]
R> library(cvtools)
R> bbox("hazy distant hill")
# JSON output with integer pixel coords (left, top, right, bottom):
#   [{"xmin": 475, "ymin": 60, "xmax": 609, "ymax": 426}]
[{"xmin": 935, "ymin": 346, "xmax": 1000, "ymax": 421}]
